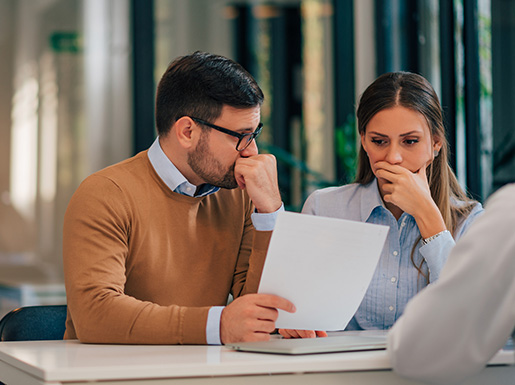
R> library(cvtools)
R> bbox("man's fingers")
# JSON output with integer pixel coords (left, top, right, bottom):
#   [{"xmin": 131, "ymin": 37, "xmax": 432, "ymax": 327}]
[
  {"xmin": 250, "ymin": 332, "xmax": 272, "ymax": 342},
  {"xmin": 278, "ymin": 329, "xmax": 304, "ymax": 339},
  {"xmin": 253, "ymin": 294, "xmax": 296, "ymax": 313},
  {"xmin": 236, "ymin": 153, "xmax": 277, "ymax": 169},
  {"xmin": 297, "ymin": 330, "xmax": 316, "ymax": 338},
  {"xmin": 220, "ymin": 294, "xmax": 295, "ymax": 344},
  {"xmin": 278, "ymin": 329, "xmax": 297, "ymax": 338},
  {"xmin": 253, "ymin": 320, "xmax": 278, "ymax": 334},
  {"xmin": 233, "ymin": 155, "xmax": 281, "ymax": 213},
  {"xmin": 234, "ymin": 169, "xmax": 246, "ymax": 189},
  {"xmin": 254, "ymin": 307, "xmax": 279, "ymax": 322},
  {"xmin": 278, "ymin": 329, "xmax": 321, "ymax": 339}
]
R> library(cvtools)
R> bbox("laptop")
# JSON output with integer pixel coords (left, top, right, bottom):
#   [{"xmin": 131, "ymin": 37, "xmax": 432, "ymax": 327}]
[{"xmin": 226, "ymin": 334, "xmax": 387, "ymax": 355}]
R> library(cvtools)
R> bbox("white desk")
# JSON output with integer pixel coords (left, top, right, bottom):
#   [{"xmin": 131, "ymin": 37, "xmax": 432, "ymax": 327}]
[{"xmin": 0, "ymin": 339, "xmax": 513, "ymax": 385}]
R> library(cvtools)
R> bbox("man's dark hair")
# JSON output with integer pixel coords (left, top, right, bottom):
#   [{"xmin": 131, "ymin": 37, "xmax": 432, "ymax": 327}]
[{"xmin": 155, "ymin": 51, "xmax": 264, "ymax": 136}]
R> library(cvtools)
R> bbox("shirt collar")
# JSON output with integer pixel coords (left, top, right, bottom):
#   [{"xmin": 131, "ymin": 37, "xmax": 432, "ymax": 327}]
[
  {"xmin": 360, "ymin": 178, "xmax": 414, "ymax": 224},
  {"xmin": 147, "ymin": 137, "xmax": 220, "ymax": 197},
  {"xmin": 360, "ymin": 178, "xmax": 387, "ymax": 221}
]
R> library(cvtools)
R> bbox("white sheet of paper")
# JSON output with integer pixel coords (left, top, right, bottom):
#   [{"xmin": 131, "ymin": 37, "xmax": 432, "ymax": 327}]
[{"xmin": 258, "ymin": 211, "xmax": 389, "ymax": 331}]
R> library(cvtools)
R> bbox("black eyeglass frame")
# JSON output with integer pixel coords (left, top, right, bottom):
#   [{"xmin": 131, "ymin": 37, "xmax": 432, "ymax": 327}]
[{"xmin": 188, "ymin": 116, "xmax": 263, "ymax": 151}]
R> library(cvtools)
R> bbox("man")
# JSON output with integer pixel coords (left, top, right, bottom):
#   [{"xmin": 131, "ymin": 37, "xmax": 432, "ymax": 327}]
[
  {"xmin": 388, "ymin": 183, "xmax": 515, "ymax": 384},
  {"xmin": 63, "ymin": 51, "xmax": 295, "ymax": 345}
]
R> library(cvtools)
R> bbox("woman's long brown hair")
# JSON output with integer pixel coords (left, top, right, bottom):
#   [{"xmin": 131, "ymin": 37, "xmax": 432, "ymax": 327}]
[{"xmin": 355, "ymin": 72, "xmax": 476, "ymax": 278}]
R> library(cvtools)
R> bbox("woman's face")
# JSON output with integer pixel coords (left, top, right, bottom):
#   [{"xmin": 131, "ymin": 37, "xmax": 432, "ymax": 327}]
[{"xmin": 361, "ymin": 105, "xmax": 441, "ymax": 179}]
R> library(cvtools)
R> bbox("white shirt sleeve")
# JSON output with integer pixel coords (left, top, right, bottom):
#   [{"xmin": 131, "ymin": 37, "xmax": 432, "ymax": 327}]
[
  {"xmin": 206, "ymin": 306, "xmax": 224, "ymax": 345},
  {"xmin": 251, "ymin": 203, "xmax": 285, "ymax": 231},
  {"xmin": 387, "ymin": 184, "xmax": 515, "ymax": 384}
]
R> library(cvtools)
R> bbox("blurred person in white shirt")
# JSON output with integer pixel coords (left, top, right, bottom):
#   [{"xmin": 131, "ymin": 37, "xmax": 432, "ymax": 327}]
[{"xmin": 388, "ymin": 183, "xmax": 515, "ymax": 384}]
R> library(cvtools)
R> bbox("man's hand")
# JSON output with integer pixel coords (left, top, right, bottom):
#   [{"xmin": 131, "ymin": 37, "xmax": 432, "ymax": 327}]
[
  {"xmin": 220, "ymin": 294, "xmax": 295, "ymax": 344},
  {"xmin": 234, "ymin": 154, "xmax": 282, "ymax": 213},
  {"xmin": 279, "ymin": 329, "xmax": 328, "ymax": 339}
]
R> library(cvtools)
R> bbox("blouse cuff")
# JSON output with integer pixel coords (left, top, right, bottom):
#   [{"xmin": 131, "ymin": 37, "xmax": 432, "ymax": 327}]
[{"xmin": 420, "ymin": 231, "xmax": 455, "ymax": 282}]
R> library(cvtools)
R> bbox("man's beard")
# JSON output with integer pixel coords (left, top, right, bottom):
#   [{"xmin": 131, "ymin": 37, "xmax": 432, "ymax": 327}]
[{"xmin": 187, "ymin": 132, "xmax": 238, "ymax": 189}]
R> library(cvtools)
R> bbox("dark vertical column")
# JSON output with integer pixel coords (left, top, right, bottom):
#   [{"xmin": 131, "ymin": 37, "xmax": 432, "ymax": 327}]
[
  {"xmin": 404, "ymin": 0, "xmax": 420, "ymax": 72},
  {"xmin": 492, "ymin": 0, "xmax": 515, "ymax": 191},
  {"xmin": 232, "ymin": 5, "xmax": 252, "ymax": 71},
  {"xmin": 463, "ymin": 0, "xmax": 482, "ymax": 200},
  {"xmin": 231, "ymin": 5, "xmax": 302, "ymax": 208},
  {"xmin": 375, "ymin": 0, "xmax": 420, "ymax": 74},
  {"xmin": 333, "ymin": 0, "xmax": 355, "ymax": 183},
  {"xmin": 131, "ymin": 0, "xmax": 155, "ymax": 155},
  {"xmin": 375, "ymin": 0, "xmax": 391, "ymax": 74},
  {"xmin": 439, "ymin": 0, "xmax": 457, "ymax": 172},
  {"xmin": 270, "ymin": 6, "xmax": 302, "ymax": 206},
  {"xmin": 270, "ymin": 8, "xmax": 288, "ymax": 151}
]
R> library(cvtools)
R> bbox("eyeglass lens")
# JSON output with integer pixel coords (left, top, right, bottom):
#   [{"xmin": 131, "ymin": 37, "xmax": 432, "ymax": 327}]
[{"xmin": 237, "ymin": 135, "xmax": 254, "ymax": 151}]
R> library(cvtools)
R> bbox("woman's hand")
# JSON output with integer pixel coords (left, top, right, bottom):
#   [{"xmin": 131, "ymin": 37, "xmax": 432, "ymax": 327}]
[
  {"xmin": 375, "ymin": 161, "xmax": 432, "ymax": 214},
  {"xmin": 278, "ymin": 329, "xmax": 328, "ymax": 339},
  {"xmin": 374, "ymin": 161, "xmax": 446, "ymax": 239}
]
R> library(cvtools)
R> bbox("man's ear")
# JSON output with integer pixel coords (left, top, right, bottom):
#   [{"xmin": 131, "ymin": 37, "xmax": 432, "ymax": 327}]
[{"xmin": 174, "ymin": 116, "xmax": 197, "ymax": 149}]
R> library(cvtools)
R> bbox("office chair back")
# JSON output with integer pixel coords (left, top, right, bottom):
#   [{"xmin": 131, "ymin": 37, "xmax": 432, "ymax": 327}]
[{"xmin": 0, "ymin": 305, "xmax": 67, "ymax": 341}]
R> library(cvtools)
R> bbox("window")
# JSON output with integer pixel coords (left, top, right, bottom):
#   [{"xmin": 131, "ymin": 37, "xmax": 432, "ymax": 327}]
[{"xmin": 372, "ymin": 0, "xmax": 510, "ymax": 201}]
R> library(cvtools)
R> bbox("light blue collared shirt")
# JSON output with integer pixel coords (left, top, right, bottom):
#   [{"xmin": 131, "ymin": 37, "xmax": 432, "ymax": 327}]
[
  {"xmin": 148, "ymin": 137, "xmax": 282, "ymax": 343},
  {"xmin": 302, "ymin": 179, "xmax": 483, "ymax": 330}
]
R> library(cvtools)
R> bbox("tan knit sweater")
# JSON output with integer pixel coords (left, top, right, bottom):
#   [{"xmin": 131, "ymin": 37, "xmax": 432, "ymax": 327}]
[{"xmin": 63, "ymin": 151, "xmax": 270, "ymax": 344}]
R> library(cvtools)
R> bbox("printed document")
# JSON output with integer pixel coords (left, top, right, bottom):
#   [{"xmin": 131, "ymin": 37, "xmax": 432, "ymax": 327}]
[{"xmin": 258, "ymin": 211, "xmax": 389, "ymax": 330}]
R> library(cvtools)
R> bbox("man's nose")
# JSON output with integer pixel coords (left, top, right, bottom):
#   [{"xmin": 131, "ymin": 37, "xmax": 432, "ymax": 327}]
[{"xmin": 240, "ymin": 139, "xmax": 258, "ymax": 157}]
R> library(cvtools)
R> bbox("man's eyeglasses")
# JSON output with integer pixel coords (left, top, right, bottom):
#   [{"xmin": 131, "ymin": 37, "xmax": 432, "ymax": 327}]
[{"xmin": 189, "ymin": 117, "xmax": 263, "ymax": 152}]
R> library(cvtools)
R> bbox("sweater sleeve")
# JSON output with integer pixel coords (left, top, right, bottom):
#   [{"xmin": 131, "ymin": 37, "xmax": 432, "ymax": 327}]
[
  {"xmin": 230, "ymin": 196, "xmax": 272, "ymax": 298},
  {"xmin": 63, "ymin": 175, "xmax": 209, "ymax": 345}
]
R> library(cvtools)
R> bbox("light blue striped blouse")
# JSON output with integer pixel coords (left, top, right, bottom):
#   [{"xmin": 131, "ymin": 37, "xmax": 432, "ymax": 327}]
[{"xmin": 302, "ymin": 179, "xmax": 484, "ymax": 330}]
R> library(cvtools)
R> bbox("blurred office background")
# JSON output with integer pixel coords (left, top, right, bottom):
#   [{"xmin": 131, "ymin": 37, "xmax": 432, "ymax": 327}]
[{"xmin": 0, "ymin": 0, "xmax": 514, "ymax": 314}]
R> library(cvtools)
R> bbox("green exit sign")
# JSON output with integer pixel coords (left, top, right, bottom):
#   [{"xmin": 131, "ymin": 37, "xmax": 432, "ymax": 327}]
[{"xmin": 49, "ymin": 32, "xmax": 82, "ymax": 53}]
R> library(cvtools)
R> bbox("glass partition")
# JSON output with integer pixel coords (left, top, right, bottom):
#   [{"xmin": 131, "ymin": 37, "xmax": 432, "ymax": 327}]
[
  {"xmin": 154, "ymin": 0, "xmax": 336, "ymax": 210},
  {"xmin": 0, "ymin": 0, "xmax": 132, "ymax": 289}
]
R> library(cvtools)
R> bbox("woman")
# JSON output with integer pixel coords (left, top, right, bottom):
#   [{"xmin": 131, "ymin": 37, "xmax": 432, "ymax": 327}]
[{"xmin": 281, "ymin": 72, "xmax": 483, "ymax": 338}]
